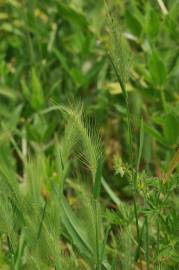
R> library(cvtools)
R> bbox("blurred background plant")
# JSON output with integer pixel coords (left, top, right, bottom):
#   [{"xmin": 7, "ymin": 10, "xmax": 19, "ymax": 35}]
[{"xmin": 0, "ymin": 0, "xmax": 179, "ymax": 269}]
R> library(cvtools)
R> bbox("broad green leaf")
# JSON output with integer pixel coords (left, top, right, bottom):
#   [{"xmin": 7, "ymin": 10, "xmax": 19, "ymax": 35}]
[
  {"xmin": 148, "ymin": 51, "xmax": 167, "ymax": 86},
  {"xmin": 57, "ymin": 2, "xmax": 88, "ymax": 28},
  {"xmin": 61, "ymin": 197, "xmax": 93, "ymax": 260},
  {"xmin": 125, "ymin": 10, "xmax": 142, "ymax": 37},
  {"xmin": 146, "ymin": 8, "xmax": 160, "ymax": 38},
  {"xmin": 162, "ymin": 113, "xmax": 179, "ymax": 145}
]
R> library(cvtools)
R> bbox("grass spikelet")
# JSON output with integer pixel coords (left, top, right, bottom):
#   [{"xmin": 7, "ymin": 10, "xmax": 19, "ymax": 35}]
[
  {"xmin": 57, "ymin": 103, "xmax": 102, "ymax": 185},
  {"xmin": 105, "ymin": 1, "xmax": 130, "ymax": 94}
]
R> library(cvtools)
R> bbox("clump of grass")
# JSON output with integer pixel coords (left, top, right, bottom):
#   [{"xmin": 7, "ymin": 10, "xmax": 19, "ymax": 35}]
[
  {"xmin": 0, "ymin": 103, "xmax": 110, "ymax": 270},
  {"xmin": 0, "ymin": 1, "xmax": 179, "ymax": 269}
]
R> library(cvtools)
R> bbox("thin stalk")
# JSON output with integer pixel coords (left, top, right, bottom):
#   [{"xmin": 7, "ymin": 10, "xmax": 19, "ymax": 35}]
[
  {"xmin": 124, "ymin": 92, "xmax": 143, "ymax": 269},
  {"xmin": 157, "ymin": 0, "xmax": 168, "ymax": 15},
  {"xmin": 125, "ymin": 98, "xmax": 141, "ymax": 254},
  {"xmin": 122, "ymin": 83, "xmax": 141, "ymax": 267},
  {"xmin": 7, "ymin": 235, "xmax": 14, "ymax": 255},
  {"xmin": 133, "ymin": 199, "xmax": 140, "ymax": 246},
  {"xmin": 14, "ymin": 230, "xmax": 26, "ymax": 270},
  {"xmin": 144, "ymin": 216, "xmax": 150, "ymax": 270},
  {"xmin": 100, "ymin": 225, "xmax": 111, "ymax": 265},
  {"xmin": 109, "ymin": 55, "xmax": 142, "ymax": 267},
  {"xmin": 7, "ymin": 235, "xmax": 15, "ymax": 269},
  {"xmin": 124, "ymin": 95, "xmax": 133, "ymax": 169},
  {"xmin": 156, "ymin": 215, "xmax": 160, "ymax": 269},
  {"xmin": 107, "ymin": 10, "xmax": 146, "ymax": 261},
  {"xmin": 94, "ymin": 199, "xmax": 101, "ymax": 270},
  {"xmin": 144, "ymin": 184, "xmax": 150, "ymax": 270},
  {"xmin": 93, "ymin": 158, "xmax": 103, "ymax": 269},
  {"xmin": 134, "ymin": 219, "xmax": 145, "ymax": 262}
]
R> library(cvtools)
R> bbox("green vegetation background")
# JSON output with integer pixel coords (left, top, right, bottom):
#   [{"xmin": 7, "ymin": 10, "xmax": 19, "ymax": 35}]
[{"xmin": 0, "ymin": 0, "xmax": 179, "ymax": 269}]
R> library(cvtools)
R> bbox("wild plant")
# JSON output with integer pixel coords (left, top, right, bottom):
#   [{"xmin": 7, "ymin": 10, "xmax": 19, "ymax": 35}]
[
  {"xmin": 0, "ymin": 1, "xmax": 179, "ymax": 270},
  {"xmin": 105, "ymin": 2, "xmax": 179, "ymax": 269}
]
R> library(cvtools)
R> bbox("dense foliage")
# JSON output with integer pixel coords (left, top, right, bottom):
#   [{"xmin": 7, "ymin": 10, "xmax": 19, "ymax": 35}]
[{"xmin": 0, "ymin": 0, "xmax": 179, "ymax": 269}]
